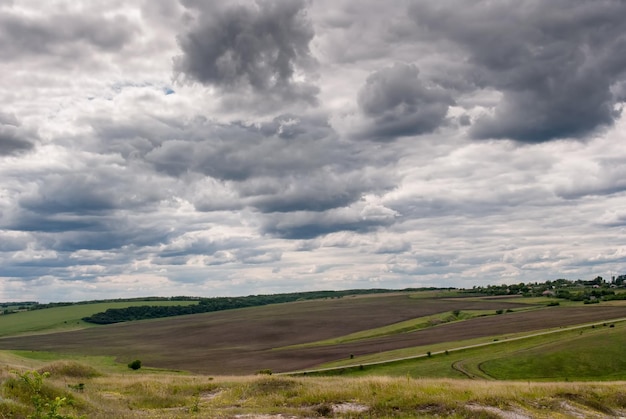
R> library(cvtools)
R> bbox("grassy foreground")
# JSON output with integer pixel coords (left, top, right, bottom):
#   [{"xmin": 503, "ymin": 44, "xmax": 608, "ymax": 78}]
[{"xmin": 1, "ymin": 356, "xmax": 625, "ymax": 418}]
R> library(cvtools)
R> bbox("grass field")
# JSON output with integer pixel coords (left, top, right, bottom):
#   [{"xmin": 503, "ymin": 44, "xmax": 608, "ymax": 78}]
[
  {"xmin": 306, "ymin": 320, "xmax": 626, "ymax": 381},
  {"xmin": 0, "ymin": 300, "xmax": 199, "ymax": 338},
  {"xmin": 2, "ymin": 354, "xmax": 626, "ymax": 418},
  {"xmin": 479, "ymin": 321, "xmax": 626, "ymax": 380}
]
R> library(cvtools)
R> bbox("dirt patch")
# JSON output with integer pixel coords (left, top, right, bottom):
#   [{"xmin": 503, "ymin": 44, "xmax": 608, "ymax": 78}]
[
  {"xmin": 466, "ymin": 404, "xmax": 531, "ymax": 419},
  {"xmin": 332, "ymin": 402, "xmax": 369, "ymax": 413}
]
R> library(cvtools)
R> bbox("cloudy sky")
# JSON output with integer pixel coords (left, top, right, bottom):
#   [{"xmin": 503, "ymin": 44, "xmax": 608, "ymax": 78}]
[{"xmin": 1, "ymin": 0, "xmax": 626, "ymax": 302}]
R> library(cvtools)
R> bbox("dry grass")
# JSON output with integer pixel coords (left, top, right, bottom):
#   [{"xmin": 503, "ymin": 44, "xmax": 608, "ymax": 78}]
[{"xmin": 2, "ymin": 357, "xmax": 626, "ymax": 418}]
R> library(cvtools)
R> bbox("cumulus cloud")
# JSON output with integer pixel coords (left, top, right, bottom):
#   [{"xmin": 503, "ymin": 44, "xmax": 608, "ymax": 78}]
[
  {"xmin": 354, "ymin": 63, "xmax": 453, "ymax": 141},
  {"xmin": 409, "ymin": 0, "xmax": 626, "ymax": 142},
  {"xmin": 174, "ymin": 0, "xmax": 319, "ymax": 110}
]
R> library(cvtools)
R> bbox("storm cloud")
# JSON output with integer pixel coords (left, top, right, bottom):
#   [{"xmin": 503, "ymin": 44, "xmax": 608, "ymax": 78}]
[
  {"xmin": 174, "ymin": 0, "xmax": 319, "ymax": 110},
  {"xmin": 0, "ymin": 0, "xmax": 625, "ymax": 302},
  {"xmin": 409, "ymin": 0, "xmax": 626, "ymax": 142},
  {"xmin": 355, "ymin": 63, "xmax": 453, "ymax": 140}
]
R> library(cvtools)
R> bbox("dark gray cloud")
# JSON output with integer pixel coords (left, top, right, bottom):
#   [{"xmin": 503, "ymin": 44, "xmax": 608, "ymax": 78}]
[
  {"xmin": 409, "ymin": 0, "xmax": 626, "ymax": 142},
  {"xmin": 262, "ymin": 202, "xmax": 398, "ymax": 239},
  {"xmin": 0, "ymin": 11, "xmax": 136, "ymax": 59},
  {"xmin": 18, "ymin": 166, "xmax": 166, "ymax": 216},
  {"xmin": 0, "ymin": 112, "xmax": 34, "ymax": 155},
  {"xmin": 174, "ymin": 0, "xmax": 318, "ymax": 109},
  {"xmin": 89, "ymin": 112, "xmax": 398, "ymax": 217},
  {"xmin": 355, "ymin": 63, "xmax": 453, "ymax": 141}
]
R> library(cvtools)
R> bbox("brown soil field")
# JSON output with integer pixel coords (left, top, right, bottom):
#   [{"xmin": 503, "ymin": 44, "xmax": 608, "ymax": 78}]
[{"xmin": 0, "ymin": 293, "xmax": 624, "ymax": 374}]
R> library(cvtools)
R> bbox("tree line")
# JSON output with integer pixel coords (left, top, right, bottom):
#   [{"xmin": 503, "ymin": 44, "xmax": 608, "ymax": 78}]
[{"xmin": 81, "ymin": 288, "xmax": 443, "ymax": 324}]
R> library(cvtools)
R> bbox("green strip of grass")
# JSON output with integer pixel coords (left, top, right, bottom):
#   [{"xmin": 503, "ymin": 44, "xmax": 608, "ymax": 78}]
[
  {"xmin": 306, "ymin": 321, "xmax": 626, "ymax": 381},
  {"xmin": 277, "ymin": 310, "xmax": 498, "ymax": 350},
  {"xmin": 0, "ymin": 300, "xmax": 199, "ymax": 338}
]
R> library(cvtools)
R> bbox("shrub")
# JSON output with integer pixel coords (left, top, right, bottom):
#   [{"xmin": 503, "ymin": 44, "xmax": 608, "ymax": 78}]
[
  {"xmin": 8, "ymin": 370, "xmax": 77, "ymax": 419},
  {"xmin": 128, "ymin": 360, "xmax": 142, "ymax": 370}
]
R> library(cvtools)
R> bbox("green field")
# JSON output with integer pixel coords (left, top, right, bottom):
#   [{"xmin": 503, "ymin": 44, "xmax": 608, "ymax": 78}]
[
  {"xmin": 0, "ymin": 300, "xmax": 199, "ymax": 337},
  {"xmin": 480, "ymin": 322, "xmax": 626, "ymax": 380},
  {"xmin": 305, "ymin": 320, "xmax": 626, "ymax": 381}
]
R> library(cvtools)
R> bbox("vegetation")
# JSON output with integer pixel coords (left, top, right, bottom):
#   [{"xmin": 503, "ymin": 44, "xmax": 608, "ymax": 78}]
[
  {"xmin": 306, "ymin": 320, "xmax": 626, "ymax": 381},
  {"xmin": 0, "ymin": 300, "xmax": 200, "ymax": 338},
  {"xmin": 2, "ymin": 357, "xmax": 626, "ymax": 418},
  {"xmin": 5, "ymin": 370, "xmax": 78, "ymax": 419},
  {"xmin": 80, "ymin": 288, "xmax": 445, "ymax": 324},
  {"xmin": 0, "ymin": 279, "xmax": 625, "ymax": 417},
  {"xmin": 467, "ymin": 275, "xmax": 626, "ymax": 303},
  {"xmin": 280, "ymin": 309, "xmax": 497, "ymax": 350},
  {"xmin": 127, "ymin": 360, "xmax": 142, "ymax": 371}
]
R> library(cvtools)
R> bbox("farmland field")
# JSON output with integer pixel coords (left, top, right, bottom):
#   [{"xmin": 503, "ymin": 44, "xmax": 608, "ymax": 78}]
[
  {"xmin": 0, "ymin": 300, "xmax": 199, "ymax": 337},
  {"xmin": 1, "ymin": 292, "xmax": 625, "ymax": 375}
]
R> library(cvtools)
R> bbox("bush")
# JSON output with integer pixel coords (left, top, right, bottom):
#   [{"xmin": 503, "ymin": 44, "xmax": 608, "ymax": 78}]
[
  {"xmin": 128, "ymin": 360, "xmax": 142, "ymax": 370},
  {"xmin": 7, "ymin": 370, "xmax": 77, "ymax": 419}
]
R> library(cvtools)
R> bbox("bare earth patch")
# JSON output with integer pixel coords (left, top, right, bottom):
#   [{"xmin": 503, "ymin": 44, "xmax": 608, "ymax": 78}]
[
  {"xmin": 466, "ymin": 404, "xmax": 531, "ymax": 419},
  {"xmin": 332, "ymin": 402, "xmax": 369, "ymax": 413}
]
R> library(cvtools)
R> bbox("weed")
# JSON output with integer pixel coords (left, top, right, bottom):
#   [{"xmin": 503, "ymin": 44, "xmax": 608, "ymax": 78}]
[{"xmin": 9, "ymin": 370, "xmax": 79, "ymax": 419}]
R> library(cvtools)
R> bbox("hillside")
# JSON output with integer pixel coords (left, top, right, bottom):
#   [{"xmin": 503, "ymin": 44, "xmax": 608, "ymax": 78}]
[
  {"xmin": 1, "ymin": 291, "xmax": 625, "ymax": 375},
  {"xmin": 1, "ymin": 358, "xmax": 625, "ymax": 418}
]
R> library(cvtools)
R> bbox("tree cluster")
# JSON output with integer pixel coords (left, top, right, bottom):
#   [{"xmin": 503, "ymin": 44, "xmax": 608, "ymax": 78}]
[{"xmin": 81, "ymin": 288, "xmax": 438, "ymax": 324}]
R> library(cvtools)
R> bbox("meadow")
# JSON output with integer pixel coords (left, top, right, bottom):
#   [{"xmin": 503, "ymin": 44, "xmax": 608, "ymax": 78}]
[{"xmin": 2, "ymin": 356, "xmax": 626, "ymax": 418}]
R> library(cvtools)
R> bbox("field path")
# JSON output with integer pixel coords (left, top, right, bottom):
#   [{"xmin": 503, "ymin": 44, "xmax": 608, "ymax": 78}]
[{"xmin": 280, "ymin": 316, "xmax": 626, "ymax": 375}]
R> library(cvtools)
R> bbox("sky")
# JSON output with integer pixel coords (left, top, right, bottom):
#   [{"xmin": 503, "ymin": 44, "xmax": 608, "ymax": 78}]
[{"xmin": 1, "ymin": 0, "xmax": 626, "ymax": 303}]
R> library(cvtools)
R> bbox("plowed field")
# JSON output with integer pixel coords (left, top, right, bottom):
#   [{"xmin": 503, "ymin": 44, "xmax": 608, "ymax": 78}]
[{"xmin": 0, "ymin": 293, "xmax": 624, "ymax": 374}]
